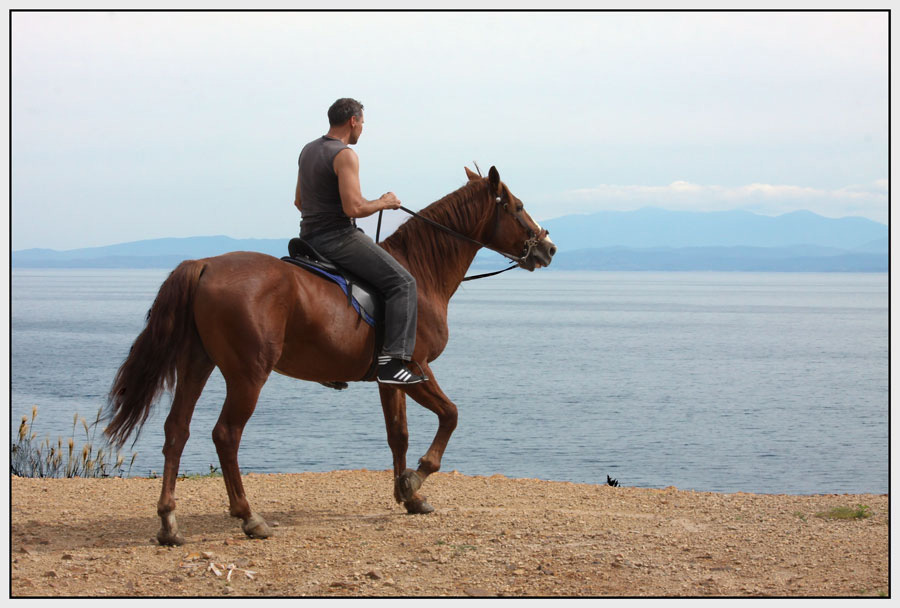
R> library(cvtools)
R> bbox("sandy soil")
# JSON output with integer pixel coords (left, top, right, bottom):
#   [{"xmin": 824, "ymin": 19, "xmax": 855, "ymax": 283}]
[{"xmin": 10, "ymin": 470, "xmax": 889, "ymax": 597}]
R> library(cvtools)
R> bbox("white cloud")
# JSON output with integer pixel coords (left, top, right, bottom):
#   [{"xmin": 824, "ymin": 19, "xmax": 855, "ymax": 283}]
[{"xmin": 552, "ymin": 180, "xmax": 888, "ymax": 224}]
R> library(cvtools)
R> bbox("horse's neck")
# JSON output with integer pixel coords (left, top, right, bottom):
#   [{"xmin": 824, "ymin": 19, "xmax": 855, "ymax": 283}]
[
  {"xmin": 414, "ymin": 213, "xmax": 486, "ymax": 300},
  {"xmin": 385, "ymin": 181, "xmax": 492, "ymax": 300},
  {"xmin": 432, "ymin": 235, "xmax": 482, "ymax": 299}
]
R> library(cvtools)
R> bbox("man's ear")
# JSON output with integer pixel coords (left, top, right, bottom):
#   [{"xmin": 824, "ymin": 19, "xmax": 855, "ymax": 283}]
[
  {"xmin": 488, "ymin": 166, "xmax": 501, "ymax": 195},
  {"xmin": 464, "ymin": 166, "xmax": 480, "ymax": 181}
]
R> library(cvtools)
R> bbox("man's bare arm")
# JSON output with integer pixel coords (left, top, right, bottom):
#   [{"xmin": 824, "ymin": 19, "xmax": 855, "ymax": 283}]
[
  {"xmin": 294, "ymin": 169, "xmax": 302, "ymax": 212},
  {"xmin": 333, "ymin": 148, "xmax": 401, "ymax": 218}
]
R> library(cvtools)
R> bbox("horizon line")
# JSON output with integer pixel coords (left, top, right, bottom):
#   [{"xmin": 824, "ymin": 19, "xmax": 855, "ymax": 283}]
[{"xmin": 12, "ymin": 206, "xmax": 888, "ymax": 253}]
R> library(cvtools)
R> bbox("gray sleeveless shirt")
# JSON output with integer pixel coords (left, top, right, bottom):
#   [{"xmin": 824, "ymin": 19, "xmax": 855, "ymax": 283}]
[{"xmin": 298, "ymin": 136, "xmax": 353, "ymax": 238}]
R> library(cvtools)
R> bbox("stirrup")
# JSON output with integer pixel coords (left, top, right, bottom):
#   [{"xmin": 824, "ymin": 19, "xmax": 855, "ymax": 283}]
[{"xmin": 376, "ymin": 358, "xmax": 428, "ymax": 385}]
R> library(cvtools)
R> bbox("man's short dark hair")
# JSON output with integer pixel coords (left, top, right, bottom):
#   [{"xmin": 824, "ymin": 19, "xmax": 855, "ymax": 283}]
[{"xmin": 328, "ymin": 98, "xmax": 364, "ymax": 126}]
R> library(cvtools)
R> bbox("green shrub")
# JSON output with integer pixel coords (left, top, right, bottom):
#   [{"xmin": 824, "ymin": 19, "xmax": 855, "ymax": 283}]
[{"xmin": 815, "ymin": 504, "xmax": 872, "ymax": 520}]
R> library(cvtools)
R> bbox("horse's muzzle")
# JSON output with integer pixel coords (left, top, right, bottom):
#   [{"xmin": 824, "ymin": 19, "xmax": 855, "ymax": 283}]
[{"xmin": 521, "ymin": 235, "xmax": 557, "ymax": 271}]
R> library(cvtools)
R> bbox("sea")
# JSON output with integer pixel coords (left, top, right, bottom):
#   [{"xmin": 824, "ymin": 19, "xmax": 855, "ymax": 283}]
[{"xmin": 10, "ymin": 269, "xmax": 889, "ymax": 495}]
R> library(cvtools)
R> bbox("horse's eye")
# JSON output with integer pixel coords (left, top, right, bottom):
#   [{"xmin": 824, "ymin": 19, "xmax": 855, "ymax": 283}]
[{"xmin": 516, "ymin": 204, "xmax": 524, "ymax": 213}]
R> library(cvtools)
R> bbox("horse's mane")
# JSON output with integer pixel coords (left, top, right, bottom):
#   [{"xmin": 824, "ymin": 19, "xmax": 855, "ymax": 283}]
[{"xmin": 382, "ymin": 178, "xmax": 492, "ymax": 291}]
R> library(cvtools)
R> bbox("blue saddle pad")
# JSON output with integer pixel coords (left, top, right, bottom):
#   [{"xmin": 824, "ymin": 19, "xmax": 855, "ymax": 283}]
[{"xmin": 281, "ymin": 255, "xmax": 379, "ymax": 327}]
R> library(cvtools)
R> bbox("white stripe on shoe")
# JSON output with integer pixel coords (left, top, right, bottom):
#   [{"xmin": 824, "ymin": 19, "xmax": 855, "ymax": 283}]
[{"xmin": 376, "ymin": 359, "xmax": 428, "ymax": 384}]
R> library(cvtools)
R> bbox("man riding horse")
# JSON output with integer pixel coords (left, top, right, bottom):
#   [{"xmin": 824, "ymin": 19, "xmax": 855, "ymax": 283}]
[
  {"xmin": 106, "ymin": 104, "xmax": 556, "ymax": 543},
  {"xmin": 294, "ymin": 98, "xmax": 427, "ymax": 385}
]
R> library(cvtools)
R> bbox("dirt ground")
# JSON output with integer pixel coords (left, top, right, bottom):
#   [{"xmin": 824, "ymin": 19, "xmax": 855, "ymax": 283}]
[{"xmin": 10, "ymin": 470, "xmax": 889, "ymax": 597}]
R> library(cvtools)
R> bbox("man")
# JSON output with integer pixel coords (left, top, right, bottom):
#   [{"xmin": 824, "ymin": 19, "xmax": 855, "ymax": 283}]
[{"xmin": 294, "ymin": 98, "xmax": 427, "ymax": 385}]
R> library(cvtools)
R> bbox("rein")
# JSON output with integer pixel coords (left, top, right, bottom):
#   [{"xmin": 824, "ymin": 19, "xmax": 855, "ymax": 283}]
[
  {"xmin": 376, "ymin": 206, "xmax": 518, "ymax": 281},
  {"xmin": 375, "ymin": 197, "xmax": 546, "ymax": 281},
  {"xmin": 399, "ymin": 204, "xmax": 529, "ymax": 281},
  {"xmin": 399, "ymin": 201, "xmax": 548, "ymax": 280},
  {"xmin": 374, "ymin": 178, "xmax": 548, "ymax": 281},
  {"xmin": 460, "ymin": 262, "xmax": 519, "ymax": 282}
]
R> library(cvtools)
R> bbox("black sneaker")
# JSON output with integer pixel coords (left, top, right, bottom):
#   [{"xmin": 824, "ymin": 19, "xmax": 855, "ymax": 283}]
[{"xmin": 376, "ymin": 357, "xmax": 428, "ymax": 385}]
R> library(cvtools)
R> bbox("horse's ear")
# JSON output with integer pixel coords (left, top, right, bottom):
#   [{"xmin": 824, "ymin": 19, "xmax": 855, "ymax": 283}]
[
  {"xmin": 464, "ymin": 166, "xmax": 480, "ymax": 181},
  {"xmin": 488, "ymin": 166, "xmax": 501, "ymax": 194}
]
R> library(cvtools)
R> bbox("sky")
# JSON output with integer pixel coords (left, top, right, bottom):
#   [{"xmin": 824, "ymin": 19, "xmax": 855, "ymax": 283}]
[{"xmin": 10, "ymin": 10, "xmax": 889, "ymax": 251}]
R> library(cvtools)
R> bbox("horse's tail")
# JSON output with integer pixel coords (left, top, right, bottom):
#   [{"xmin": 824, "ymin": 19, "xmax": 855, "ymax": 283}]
[{"xmin": 105, "ymin": 259, "xmax": 207, "ymax": 448}]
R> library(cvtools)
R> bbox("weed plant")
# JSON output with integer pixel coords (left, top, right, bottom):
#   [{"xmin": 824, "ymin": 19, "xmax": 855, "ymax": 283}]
[
  {"xmin": 816, "ymin": 504, "xmax": 872, "ymax": 520},
  {"xmin": 10, "ymin": 406, "xmax": 137, "ymax": 478}
]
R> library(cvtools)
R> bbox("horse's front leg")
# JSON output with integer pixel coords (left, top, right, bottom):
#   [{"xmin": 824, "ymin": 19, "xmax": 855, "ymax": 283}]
[
  {"xmin": 394, "ymin": 364, "xmax": 458, "ymax": 514},
  {"xmin": 378, "ymin": 384, "xmax": 413, "ymax": 504}
]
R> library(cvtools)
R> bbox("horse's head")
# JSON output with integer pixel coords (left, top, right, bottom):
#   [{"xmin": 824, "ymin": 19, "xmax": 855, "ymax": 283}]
[{"xmin": 465, "ymin": 165, "xmax": 557, "ymax": 271}]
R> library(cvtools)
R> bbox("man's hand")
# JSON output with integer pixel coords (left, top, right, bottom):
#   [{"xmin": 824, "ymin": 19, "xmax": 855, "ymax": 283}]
[{"xmin": 379, "ymin": 192, "xmax": 402, "ymax": 210}]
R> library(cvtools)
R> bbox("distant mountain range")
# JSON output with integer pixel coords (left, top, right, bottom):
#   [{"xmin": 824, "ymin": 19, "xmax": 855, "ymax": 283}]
[
  {"xmin": 12, "ymin": 236, "xmax": 289, "ymax": 269},
  {"xmin": 542, "ymin": 207, "xmax": 887, "ymax": 250},
  {"xmin": 540, "ymin": 245, "xmax": 887, "ymax": 272},
  {"xmin": 12, "ymin": 208, "xmax": 888, "ymax": 272}
]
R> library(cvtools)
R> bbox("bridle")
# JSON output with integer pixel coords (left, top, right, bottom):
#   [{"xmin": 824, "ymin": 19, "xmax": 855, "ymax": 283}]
[
  {"xmin": 380, "ymin": 189, "xmax": 549, "ymax": 281},
  {"xmin": 482, "ymin": 191, "xmax": 550, "ymax": 264}
]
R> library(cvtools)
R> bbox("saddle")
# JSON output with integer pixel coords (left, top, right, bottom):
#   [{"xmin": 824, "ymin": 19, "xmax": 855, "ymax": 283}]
[
  {"xmin": 281, "ymin": 238, "xmax": 385, "ymax": 383},
  {"xmin": 282, "ymin": 238, "xmax": 383, "ymax": 327}
]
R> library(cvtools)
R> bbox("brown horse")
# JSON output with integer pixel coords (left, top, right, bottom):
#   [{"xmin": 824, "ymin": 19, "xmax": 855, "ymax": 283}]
[{"xmin": 105, "ymin": 166, "xmax": 556, "ymax": 546}]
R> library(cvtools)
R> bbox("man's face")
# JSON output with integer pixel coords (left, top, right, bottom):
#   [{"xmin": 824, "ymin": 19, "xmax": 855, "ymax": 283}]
[{"xmin": 349, "ymin": 112, "xmax": 364, "ymax": 145}]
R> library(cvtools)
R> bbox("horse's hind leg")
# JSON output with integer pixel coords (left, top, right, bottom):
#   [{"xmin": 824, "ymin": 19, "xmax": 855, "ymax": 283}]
[
  {"xmin": 212, "ymin": 376, "xmax": 272, "ymax": 539},
  {"xmin": 157, "ymin": 350, "xmax": 214, "ymax": 546}
]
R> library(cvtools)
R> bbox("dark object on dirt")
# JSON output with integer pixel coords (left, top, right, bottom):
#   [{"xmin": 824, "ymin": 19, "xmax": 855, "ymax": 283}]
[{"xmin": 607, "ymin": 475, "xmax": 619, "ymax": 487}]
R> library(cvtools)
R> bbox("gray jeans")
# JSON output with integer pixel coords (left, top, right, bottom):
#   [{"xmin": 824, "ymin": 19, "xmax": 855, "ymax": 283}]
[{"xmin": 305, "ymin": 227, "xmax": 417, "ymax": 361}]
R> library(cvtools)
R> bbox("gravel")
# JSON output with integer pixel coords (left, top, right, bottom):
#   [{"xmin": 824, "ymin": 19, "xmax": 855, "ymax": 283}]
[{"xmin": 11, "ymin": 470, "xmax": 889, "ymax": 597}]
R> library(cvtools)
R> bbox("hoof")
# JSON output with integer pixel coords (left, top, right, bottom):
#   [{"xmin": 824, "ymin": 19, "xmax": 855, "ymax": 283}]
[
  {"xmin": 157, "ymin": 529, "xmax": 185, "ymax": 546},
  {"xmin": 242, "ymin": 513, "xmax": 272, "ymax": 539},
  {"xmin": 396, "ymin": 469, "xmax": 423, "ymax": 503},
  {"xmin": 157, "ymin": 513, "xmax": 185, "ymax": 546},
  {"xmin": 319, "ymin": 381, "xmax": 348, "ymax": 390},
  {"xmin": 404, "ymin": 497, "xmax": 435, "ymax": 514}
]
